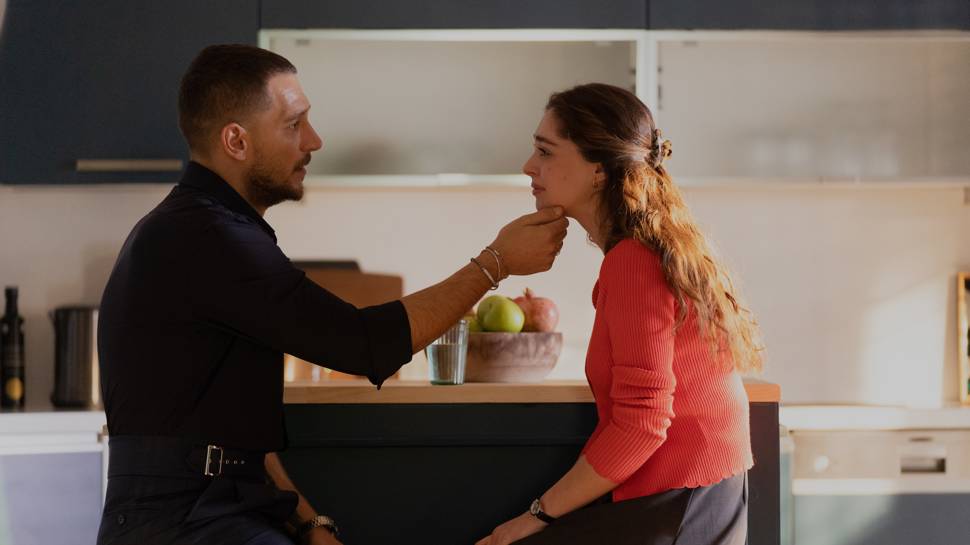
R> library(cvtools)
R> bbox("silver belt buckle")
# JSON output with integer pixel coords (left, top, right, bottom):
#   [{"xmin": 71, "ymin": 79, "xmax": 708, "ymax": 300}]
[{"xmin": 204, "ymin": 444, "xmax": 224, "ymax": 477}]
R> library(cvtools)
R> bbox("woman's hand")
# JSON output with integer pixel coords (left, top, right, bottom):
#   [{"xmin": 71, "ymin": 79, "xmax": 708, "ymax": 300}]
[
  {"xmin": 475, "ymin": 512, "xmax": 546, "ymax": 545},
  {"xmin": 302, "ymin": 526, "xmax": 343, "ymax": 545}
]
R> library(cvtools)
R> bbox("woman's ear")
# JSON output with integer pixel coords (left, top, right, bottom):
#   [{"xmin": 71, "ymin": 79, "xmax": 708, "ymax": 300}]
[
  {"xmin": 592, "ymin": 163, "xmax": 607, "ymax": 189},
  {"xmin": 221, "ymin": 123, "xmax": 249, "ymax": 162}
]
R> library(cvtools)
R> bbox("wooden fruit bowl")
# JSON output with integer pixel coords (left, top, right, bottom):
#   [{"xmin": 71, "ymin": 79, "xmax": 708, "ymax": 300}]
[{"xmin": 465, "ymin": 332, "xmax": 563, "ymax": 383}]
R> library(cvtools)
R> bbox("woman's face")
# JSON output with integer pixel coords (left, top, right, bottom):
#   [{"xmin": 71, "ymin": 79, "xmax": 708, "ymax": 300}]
[{"xmin": 522, "ymin": 110, "xmax": 604, "ymax": 217}]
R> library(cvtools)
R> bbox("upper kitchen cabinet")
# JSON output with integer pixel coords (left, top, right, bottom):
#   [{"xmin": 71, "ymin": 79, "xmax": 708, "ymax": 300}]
[
  {"xmin": 652, "ymin": 33, "xmax": 970, "ymax": 183},
  {"xmin": 649, "ymin": 0, "xmax": 970, "ymax": 30},
  {"xmin": 261, "ymin": 29, "xmax": 643, "ymax": 185},
  {"xmin": 0, "ymin": 1, "xmax": 258, "ymax": 184},
  {"xmin": 260, "ymin": 0, "xmax": 647, "ymax": 30}
]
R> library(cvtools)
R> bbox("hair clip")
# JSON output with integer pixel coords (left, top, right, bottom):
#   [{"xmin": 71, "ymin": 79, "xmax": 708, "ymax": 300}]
[{"xmin": 652, "ymin": 129, "xmax": 672, "ymax": 168}]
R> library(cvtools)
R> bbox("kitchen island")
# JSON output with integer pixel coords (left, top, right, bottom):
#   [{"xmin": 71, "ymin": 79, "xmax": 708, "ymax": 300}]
[{"xmin": 280, "ymin": 380, "xmax": 780, "ymax": 545}]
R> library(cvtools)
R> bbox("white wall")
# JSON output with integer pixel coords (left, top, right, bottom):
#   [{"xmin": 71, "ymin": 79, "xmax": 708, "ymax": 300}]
[{"xmin": 1, "ymin": 182, "xmax": 967, "ymax": 410}]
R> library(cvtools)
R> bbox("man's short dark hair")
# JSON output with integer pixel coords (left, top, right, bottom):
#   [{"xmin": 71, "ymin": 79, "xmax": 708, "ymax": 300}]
[{"xmin": 178, "ymin": 44, "xmax": 297, "ymax": 154}]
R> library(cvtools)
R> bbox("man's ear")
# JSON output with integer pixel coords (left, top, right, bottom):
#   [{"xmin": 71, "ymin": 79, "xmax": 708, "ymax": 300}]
[{"xmin": 220, "ymin": 123, "xmax": 249, "ymax": 162}]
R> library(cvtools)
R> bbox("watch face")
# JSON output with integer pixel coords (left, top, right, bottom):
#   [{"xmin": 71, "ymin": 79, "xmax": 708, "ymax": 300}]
[
  {"xmin": 530, "ymin": 499, "xmax": 540, "ymax": 515},
  {"xmin": 320, "ymin": 516, "xmax": 337, "ymax": 533}
]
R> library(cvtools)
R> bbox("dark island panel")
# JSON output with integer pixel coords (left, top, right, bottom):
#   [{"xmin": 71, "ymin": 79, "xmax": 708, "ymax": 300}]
[{"xmin": 281, "ymin": 401, "xmax": 779, "ymax": 545}]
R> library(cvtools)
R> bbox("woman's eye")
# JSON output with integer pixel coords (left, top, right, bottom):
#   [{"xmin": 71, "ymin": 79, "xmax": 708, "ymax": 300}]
[{"xmin": 537, "ymin": 147, "xmax": 550, "ymax": 157}]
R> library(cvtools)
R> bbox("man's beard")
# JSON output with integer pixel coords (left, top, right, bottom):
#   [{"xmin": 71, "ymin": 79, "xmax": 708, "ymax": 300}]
[{"xmin": 246, "ymin": 153, "xmax": 310, "ymax": 209}]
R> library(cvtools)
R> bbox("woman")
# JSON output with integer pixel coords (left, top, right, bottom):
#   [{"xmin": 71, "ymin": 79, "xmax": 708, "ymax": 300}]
[{"xmin": 476, "ymin": 84, "xmax": 763, "ymax": 545}]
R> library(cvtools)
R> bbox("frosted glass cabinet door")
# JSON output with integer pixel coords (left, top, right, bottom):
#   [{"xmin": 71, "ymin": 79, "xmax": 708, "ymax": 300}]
[
  {"xmin": 0, "ymin": 451, "xmax": 103, "ymax": 545},
  {"xmin": 266, "ymin": 36, "xmax": 637, "ymax": 177},
  {"xmin": 656, "ymin": 38, "xmax": 970, "ymax": 181}
]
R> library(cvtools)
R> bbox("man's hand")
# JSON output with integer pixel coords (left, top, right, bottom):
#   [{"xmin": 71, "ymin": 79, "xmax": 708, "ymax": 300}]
[
  {"xmin": 264, "ymin": 454, "xmax": 344, "ymax": 545},
  {"xmin": 302, "ymin": 526, "xmax": 343, "ymax": 545},
  {"xmin": 475, "ymin": 512, "xmax": 546, "ymax": 545},
  {"xmin": 400, "ymin": 206, "xmax": 568, "ymax": 353},
  {"xmin": 488, "ymin": 207, "xmax": 568, "ymax": 277}
]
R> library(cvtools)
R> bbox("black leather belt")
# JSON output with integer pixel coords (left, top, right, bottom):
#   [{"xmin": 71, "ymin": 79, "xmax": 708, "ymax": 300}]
[{"xmin": 107, "ymin": 435, "xmax": 266, "ymax": 480}]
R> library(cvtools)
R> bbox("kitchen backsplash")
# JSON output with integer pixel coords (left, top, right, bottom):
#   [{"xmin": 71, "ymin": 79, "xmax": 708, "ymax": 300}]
[{"xmin": 1, "ymin": 181, "xmax": 967, "ymax": 408}]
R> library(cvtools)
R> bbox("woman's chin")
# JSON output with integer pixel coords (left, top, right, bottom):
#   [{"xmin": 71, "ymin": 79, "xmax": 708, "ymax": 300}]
[
  {"xmin": 536, "ymin": 200, "xmax": 570, "ymax": 218},
  {"xmin": 534, "ymin": 194, "xmax": 556, "ymax": 211}
]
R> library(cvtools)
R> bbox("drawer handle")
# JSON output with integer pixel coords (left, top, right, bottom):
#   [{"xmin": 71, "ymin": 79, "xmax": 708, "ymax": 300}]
[
  {"xmin": 76, "ymin": 159, "xmax": 184, "ymax": 172},
  {"xmin": 900, "ymin": 456, "xmax": 946, "ymax": 474}
]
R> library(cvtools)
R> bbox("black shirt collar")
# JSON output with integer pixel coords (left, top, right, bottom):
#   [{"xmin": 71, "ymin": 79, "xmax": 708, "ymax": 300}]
[{"xmin": 179, "ymin": 161, "xmax": 276, "ymax": 241}]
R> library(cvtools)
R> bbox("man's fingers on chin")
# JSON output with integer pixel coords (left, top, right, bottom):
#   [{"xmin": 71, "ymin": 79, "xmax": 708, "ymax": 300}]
[
  {"xmin": 549, "ymin": 217, "xmax": 568, "ymax": 230},
  {"xmin": 536, "ymin": 214, "xmax": 566, "ymax": 228},
  {"xmin": 546, "ymin": 205, "xmax": 565, "ymax": 218},
  {"xmin": 527, "ymin": 207, "xmax": 560, "ymax": 224}
]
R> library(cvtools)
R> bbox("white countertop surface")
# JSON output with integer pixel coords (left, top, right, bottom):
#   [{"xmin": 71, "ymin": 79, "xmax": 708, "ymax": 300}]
[
  {"xmin": 0, "ymin": 408, "xmax": 106, "ymax": 434},
  {"xmin": 0, "ymin": 408, "xmax": 106, "ymax": 455},
  {"xmin": 781, "ymin": 404, "xmax": 970, "ymax": 431}
]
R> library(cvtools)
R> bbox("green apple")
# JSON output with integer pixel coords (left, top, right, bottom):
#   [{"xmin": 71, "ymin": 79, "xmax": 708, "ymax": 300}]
[
  {"xmin": 463, "ymin": 312, "xmax": 483, "ymax": 332},
  {"xmin": 476, "ymin": 295, "xmax": 525, "ymax": 333}
]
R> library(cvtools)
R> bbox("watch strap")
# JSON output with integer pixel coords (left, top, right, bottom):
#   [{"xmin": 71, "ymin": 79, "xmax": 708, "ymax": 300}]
[{"xmin": 297, "ymin": 514, "xmax": 338, "ymax": 537}]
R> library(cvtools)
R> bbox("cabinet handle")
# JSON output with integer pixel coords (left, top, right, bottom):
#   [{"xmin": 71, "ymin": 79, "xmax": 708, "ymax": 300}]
[{"xmin": 76, "ymin": 159, "xmax": 183, "ymax": 172}]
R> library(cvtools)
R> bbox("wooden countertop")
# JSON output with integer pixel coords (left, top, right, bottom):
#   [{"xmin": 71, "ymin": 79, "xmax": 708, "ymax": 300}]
[{"xmin": 284, "ymin": 379, "xmax": 780, "ymax": 404}]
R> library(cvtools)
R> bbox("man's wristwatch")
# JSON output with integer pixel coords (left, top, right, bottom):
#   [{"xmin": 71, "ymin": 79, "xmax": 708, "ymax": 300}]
[
  {"xmin": 297, "ymin": 515, "xmax": 339, "ymax": 538},
  {"xmin": 529, "ymin": 498, "xmax": 557, "ymax": 524}
]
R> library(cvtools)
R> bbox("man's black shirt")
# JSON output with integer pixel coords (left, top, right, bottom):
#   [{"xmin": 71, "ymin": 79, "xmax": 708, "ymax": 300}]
[{"xmin": 98, "ymin": 162, "xmax": 413, "ymax": 451}]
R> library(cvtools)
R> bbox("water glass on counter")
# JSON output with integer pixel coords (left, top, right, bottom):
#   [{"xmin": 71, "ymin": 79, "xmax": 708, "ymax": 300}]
[{"xmin": 426, "ymin": 319, "xmax": 469, "ymax": 385}]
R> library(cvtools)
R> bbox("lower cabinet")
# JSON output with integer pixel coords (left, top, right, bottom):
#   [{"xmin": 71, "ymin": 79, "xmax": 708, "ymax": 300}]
[
  {"xmin": 791, "ymin": 429, "xmax": 970, "ymax": 545},
  {"xmin": 0, "ymin": 412, "xmax": 107, "ymax": 544},
  {"xmin": 0, "ymin": 450, "xmax": 104, "ymax": 544}
]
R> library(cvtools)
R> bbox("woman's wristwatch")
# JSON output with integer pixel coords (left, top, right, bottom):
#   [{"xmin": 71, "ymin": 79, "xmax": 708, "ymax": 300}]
[
  {"xmin": 298, "ymin": 515, "xmax": 339, "ymax": 538},
  {"xmin": 529, "ymin": 498, "xmax": 557, "ymax": 524}
]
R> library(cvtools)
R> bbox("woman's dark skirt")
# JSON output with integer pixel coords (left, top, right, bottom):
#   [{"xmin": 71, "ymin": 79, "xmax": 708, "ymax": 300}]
[{"xmin": 513, "ymin": 472, "xmax": 747, "ymax": 545}]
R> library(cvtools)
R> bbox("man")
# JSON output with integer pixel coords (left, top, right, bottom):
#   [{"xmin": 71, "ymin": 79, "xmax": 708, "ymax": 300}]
[{"xmin": 96, "ymin": 44, "xmax": 567, "ymax": 545}]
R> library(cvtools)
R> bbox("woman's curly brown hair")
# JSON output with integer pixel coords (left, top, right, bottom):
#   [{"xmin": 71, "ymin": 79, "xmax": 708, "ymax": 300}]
[{"xmin": 547, "ymin": 83, "xmax": 764, "ymax": 374}]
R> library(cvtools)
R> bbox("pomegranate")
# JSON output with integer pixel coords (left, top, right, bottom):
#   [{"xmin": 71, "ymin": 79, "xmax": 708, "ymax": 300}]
[{"xmin": 513, "ymin": 288, "xmax": 559, "ymax": 332}]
